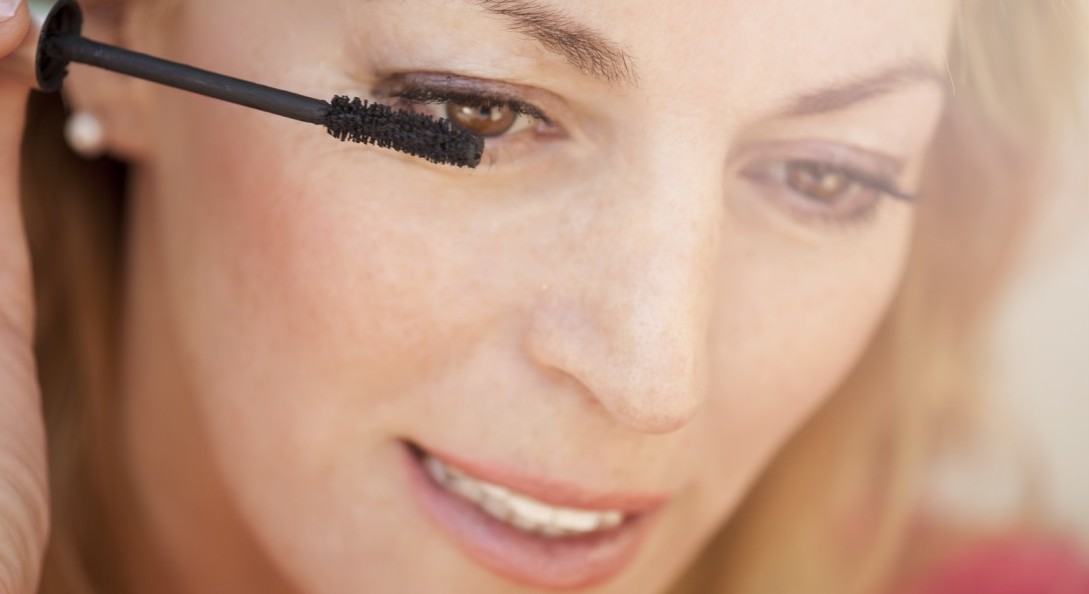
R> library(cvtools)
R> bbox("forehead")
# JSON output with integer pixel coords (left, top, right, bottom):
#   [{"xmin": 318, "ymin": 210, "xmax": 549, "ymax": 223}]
[{"xmin": 497, "ymin": 0, "xmax": 954, "ymax": 101}]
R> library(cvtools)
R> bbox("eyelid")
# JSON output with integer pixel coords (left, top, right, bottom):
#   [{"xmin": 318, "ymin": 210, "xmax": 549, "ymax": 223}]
[
  {"xmin": 372, "ymin": 71, "xmax": 567, "ymax": 126},
  {"xmin": 384, "ymin": 85, "xmax": 551, "ymax": 125}
]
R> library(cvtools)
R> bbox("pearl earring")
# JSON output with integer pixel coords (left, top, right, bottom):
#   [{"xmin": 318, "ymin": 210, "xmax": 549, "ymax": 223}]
[{"xmin": 64, "ymin": 112, "xmax": 107, "ymax": 158}]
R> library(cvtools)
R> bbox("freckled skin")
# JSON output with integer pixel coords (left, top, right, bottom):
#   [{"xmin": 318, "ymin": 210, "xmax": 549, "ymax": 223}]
[{"xmin": 90, "ymin": 0, "xmax": 954, "ymax": 592}]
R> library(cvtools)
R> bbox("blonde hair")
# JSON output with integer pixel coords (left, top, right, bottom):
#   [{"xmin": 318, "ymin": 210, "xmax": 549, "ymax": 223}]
[
  {"xmin": 20, "ymin": 1, "xmax": 1087, "ymax": 592},
  {"xmin": 677, "ymin": 2, "xmax": 1089, "ymax": 592}
]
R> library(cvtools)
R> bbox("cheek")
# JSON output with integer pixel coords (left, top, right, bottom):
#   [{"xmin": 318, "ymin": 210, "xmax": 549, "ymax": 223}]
[
  {"xmin": 143, "ymin": 0, "xmax": 500, "ymax": 422},
  {"xmin": 159, "ymin": 108, "xmax": 489, "ymax": 417},
  {"xmin": 147, "ymin": 86, "xmax": 515, "ymax": 496},
  {"xmin": 141, "ymin": 92, "xmax": 527, "ymax": 588},
  {"xmin": 696, "ymin": 206, "xmax": 912, "ymax": 505}
]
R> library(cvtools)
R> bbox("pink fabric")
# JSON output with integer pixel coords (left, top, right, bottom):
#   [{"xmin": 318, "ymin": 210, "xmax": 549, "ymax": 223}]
[{"xmin": 903, "ymin": 536, "xmax": 1089, "ymax": 594}]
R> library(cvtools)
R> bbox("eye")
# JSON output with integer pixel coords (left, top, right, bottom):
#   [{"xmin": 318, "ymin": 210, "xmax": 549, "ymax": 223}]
[
  {"xmin": 740, "ymin": 156, "xmax": 915, "ymax": 226},
  {"xmin": 372, "ymin": 74, "xmax": 566, "ymax": 166},
  {"xmin": 382, "ymin": 87, "xmax": 545, "ymax": 140},
  {"xmin": 446, "ymin": 102, "xmax": 521, "ymax": 137},
  {"xmin": 784, "ymin": 161, "xmax": 863, "ymax": 205}
]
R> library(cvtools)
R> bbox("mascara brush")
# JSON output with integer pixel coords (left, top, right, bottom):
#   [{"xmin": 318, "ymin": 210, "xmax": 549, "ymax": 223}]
[{"xmin": 30, "ymin": 0, "xmax": 484, "ymax": 168}]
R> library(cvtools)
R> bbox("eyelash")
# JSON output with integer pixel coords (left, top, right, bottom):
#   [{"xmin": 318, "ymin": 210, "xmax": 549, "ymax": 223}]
[
  {"xmin": 388, "ymin": 86, "xmax": 552, "ymax": 124},
  {"xmin": 381, "ymin": 83, "xmax": 560, "ymax": 165},
  {"xmin": 739, "ymin": 158, "xmax": 916, "ymax": 229}
]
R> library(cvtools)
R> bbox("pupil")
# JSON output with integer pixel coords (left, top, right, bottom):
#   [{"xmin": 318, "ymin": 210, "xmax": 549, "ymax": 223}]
[
  {"xmin": 447, "ymin": 103, "xmax": 518, "ymax": 137},
  {"xmin": 788, "ymin": 162, "xmax": 848, "ymax": 201}
]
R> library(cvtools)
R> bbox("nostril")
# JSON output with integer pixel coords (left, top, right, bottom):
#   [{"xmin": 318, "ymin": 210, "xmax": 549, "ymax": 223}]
[
  {"xmin": 605, "ymin": 396, "xmax": 696, "ymax": 433},
  {"xmin": 523, "ymin": 288, "xmax": 707, "ymax": 434},
  {"xmin": 596, "ymin": 377, "xmax": 703, "ymax": 435}
]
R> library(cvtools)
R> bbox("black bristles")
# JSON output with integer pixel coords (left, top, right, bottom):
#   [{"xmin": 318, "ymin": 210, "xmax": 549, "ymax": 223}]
[{"xmin": 322, "ymin": 96, "xmax": 485, "ymax": 168}]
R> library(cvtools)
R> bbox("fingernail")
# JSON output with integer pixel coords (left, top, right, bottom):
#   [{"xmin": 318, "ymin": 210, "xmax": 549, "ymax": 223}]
[{"xmin": 0, "ymin": 0, "xmax": 23, "ymax": 21}]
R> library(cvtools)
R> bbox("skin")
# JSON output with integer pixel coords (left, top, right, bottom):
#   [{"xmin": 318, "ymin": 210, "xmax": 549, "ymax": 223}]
[{"xmin": 0, "ymin": 0, "xmax": 954, "ymax": 592}]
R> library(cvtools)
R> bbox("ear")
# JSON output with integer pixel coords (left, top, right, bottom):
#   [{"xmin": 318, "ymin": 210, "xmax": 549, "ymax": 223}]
[{"xmin": 61, "ymin": 1, "xmax": 165, "ymax": 161}]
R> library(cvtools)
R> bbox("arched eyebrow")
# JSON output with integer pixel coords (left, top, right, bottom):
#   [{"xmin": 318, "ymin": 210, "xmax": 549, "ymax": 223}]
[
  {"xmin": 472, "ymin": 0, "xmax": 638, "ymax": 86},
  {"xmin": 779, "ymin": 60, "xmax": 948, "ymax": 117}
]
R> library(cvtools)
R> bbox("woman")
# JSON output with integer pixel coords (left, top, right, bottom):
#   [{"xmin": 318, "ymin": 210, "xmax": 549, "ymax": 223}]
[{"xmin": 0, "ymin": 0, "xmax": 1085, "ymax": 592}]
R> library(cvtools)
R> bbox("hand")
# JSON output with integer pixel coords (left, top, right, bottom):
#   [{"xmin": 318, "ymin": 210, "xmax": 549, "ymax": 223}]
[{"xmin": 0, "ymin": 1, "xmax": 51, "ymax": 592}]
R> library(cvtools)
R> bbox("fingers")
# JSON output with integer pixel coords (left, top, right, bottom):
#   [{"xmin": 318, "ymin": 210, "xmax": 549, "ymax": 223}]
[
  {"xmin": 0, "ymin": 1, "xmax": 30, "ymax": 59},
  {"xmin": 0, "ymin": 0, "xmax": 39, "ymax": 466},
  {"xmin": 0, "ymin": 5, "xmax": 49, "ymax": 594},
  {"xmin": 0, "ymin": 0, "xmax": 38, "ymax": 485},
  {"xmin": 0, "ymin": 1, "xmax": 36, "ymax": 88}
]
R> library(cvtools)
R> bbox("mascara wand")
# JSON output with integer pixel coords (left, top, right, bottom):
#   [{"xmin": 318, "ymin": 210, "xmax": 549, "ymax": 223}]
[{"xmin": 34, "ymin": 0, "xmax": 484, "ymax": 168}]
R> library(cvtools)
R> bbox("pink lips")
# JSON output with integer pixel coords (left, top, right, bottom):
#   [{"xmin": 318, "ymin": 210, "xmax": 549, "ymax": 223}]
[{"xmin": 399, "ymin": 441, "xmax": 668, "ymax": 590}]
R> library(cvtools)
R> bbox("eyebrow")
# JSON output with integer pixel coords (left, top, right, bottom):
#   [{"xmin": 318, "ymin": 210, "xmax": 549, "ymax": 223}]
[
  {"xmin": 780, "ymin": 60, "xmax": 948, "ymax": 117},
  {"xmin": 471, "ymin": 0, "xmax": 638, "ymax": 86}
]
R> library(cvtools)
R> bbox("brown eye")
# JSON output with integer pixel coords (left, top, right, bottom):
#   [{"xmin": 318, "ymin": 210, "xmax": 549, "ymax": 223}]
[
  {"xmin": 446, "ymin": 103, "xmax": 519, "ymax": 137},
  {"xmin": 784, "ymin": 161, "xmax": 855, "ymax": 203}
]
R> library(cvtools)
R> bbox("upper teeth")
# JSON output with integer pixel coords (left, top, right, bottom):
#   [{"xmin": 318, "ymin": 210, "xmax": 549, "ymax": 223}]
[{"xmin": 423, "ymin": 455, "xmax": 626, "ymax": 538}]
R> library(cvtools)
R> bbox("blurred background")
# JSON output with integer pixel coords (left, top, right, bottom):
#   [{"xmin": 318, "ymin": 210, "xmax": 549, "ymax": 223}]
[
  {"xmin": 923, "ymin": 132, "xmax": 1089, "ymax": 543},
  {"xmin": 984, "ymin": 145, "xmax": 1088, "ymax": 538}
]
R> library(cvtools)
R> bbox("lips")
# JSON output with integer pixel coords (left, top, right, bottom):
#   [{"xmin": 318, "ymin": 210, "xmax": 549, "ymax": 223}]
[
  {"xmin": 400, "ymin": 441, "xmax": 667, "ymax": 590},
  {"xmin": 423, "ymin": 454, "xmax": 627, "ymax": 537}
]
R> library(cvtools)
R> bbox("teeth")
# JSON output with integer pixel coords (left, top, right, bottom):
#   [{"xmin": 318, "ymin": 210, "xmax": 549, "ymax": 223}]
[
  {"xmin": 424, "ymin": 456, "xmax": 448, "ymax": 482},
  {"xmin": 423, "ymin": 454, "xmax": 627, "ymax": 538}
]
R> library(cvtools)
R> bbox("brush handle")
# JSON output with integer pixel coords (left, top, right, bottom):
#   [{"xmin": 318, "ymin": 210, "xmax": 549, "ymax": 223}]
[
  {"xmin": 47, "ymin": 34, "xmax": 329, "ymax": 124},
  {"xmin": 36, "ymin": 0, "xmax": 328, "ymax": 125},
  {"xmin": 33, "ymin": 0, "xmax": 483, "ymax": 168}
]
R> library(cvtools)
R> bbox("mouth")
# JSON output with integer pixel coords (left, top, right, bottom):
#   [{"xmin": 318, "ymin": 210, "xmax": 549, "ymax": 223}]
[{"xmin": 400, "ymin": 441, "xmax": 666, "ymax": 590}]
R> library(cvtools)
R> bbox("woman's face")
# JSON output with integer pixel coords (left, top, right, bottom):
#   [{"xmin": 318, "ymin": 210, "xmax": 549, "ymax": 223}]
[{"xmin": 110, "ymin": 0, "xmax": 951, "ymax": 591}]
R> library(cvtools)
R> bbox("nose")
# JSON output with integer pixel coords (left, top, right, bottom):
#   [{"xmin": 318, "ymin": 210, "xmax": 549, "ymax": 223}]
[{"xmin": 524, "ymin": 151, "xmax": 720, "ymax": 434}]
